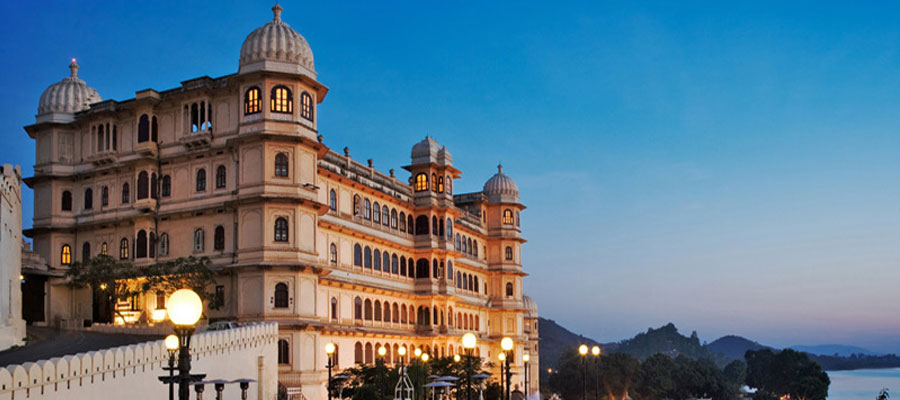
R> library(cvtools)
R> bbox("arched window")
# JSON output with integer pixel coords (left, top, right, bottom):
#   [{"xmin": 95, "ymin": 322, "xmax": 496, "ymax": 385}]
[
  {"xmin": 407, "ymin": 215, "xmax": 414, "ymax": 234},
  {"xmin": 331, "ymin": 297, "xmax": 338, "ymax": 320},
  {"xmin": 364, "ymin": 199, "xmax": 371, "ymax": 220},
  {"xmin": 355, "ymin": 342, "xmax": 363, "ymax": 364},
  {"xmin": 270, "ymin": 85, "xmax": 293, "ymax": 113},
  {"xmin": 416, "ymin": 258, "xmax": 429, "ymax": 279},
  {"xmin": 61, "ymin": 245, "xmax": 71, "ymax": 265},
  {"xmin": 244, "ymin": 87, "xmax": 262, "ymax": 115},
  {"xmin": 354, "ymin": 297, "xmax": 362, "ymax": 320},
  {"xmin": 275, "ymin": 153, "xmax": 289, "ymax": 177},
  {"xmin": 373, "ymin": 249, "xmax": 381, "ymax": 271},
  {"xmin": 456, "ymin": 271, "xmax": 461, "ymax": 288},
  {"xmin": 278, "ymin": 339, "xmax": 290, "ymax": 364},
  {"xmin": 138, "ymin": 114, "xmax": 150, "ymax": 143},
  {"xmin": 374, "ymin": 300, "xmax": 382, "ymax": 321},
  {"xmin": 159, "ymin": 233, "xmax": 169, "ymax": 256},
  {"xmin": 364, "ymin": 247, "xmax": 372, "ymax": 269},
  {"xmin": 82, "ymin": 242, "xmax": 91, "ymax": 261},
  {"xmin": 433, "ymin": 259, "xmax": 439, "ymax": 279},
  {"xmin": 415, "ymin": 216, "xmax": 428, "ymax": 235},
  {"xmin": 214, "ymin": 226, "xmax": 225, "ymax": 250},
  {"xmin": 400, "ymin": 256, "xmax": 407, "ymax": 276},
  {"xmin": 120, "ymin": 238, "xmax": 129, "ymax": 259},
  {"xmin": 101, "ymin": 186, "xmax": 108, "ymax": 207},
  {"xmin": 121, "ymin": 184, "xmax": 129, "ymax": 204},
  {"xmin": 391, "ymin": 209, "xmax": 398, "ymax": 229},
  {"xmin": 274, "ymin": 217, "xmax": 289, "ymax": 242},
  {"xmin": 364, "ymin": 299, "xmax": 373, "ymax": 320},
  {"xmin": 151, "ymin": 173, "xmax": 158, "ymax": 199},
  {"xmin": 195, "ymin": 169, "xmax": 206, "ymax": 192},
  {"xmin": 503, "ymin": 209, "xmax": 514, "ymax": 224},
  {"xmin": 365, "ymin": 343, "xmax": 373, "ymax": 364},
  {"xmin": 446, "ymin": 176, "xmax": 452, "ymax": 195},
  {"xmin": 506, "ymin": 282, "xmax": 514, "ymax": 297},
  {"xmin": 61, "ymin": 190, "xmax": 72, "ymax": 211},
  {"xmin": 415, "ymin": 173, "xmax": 428, "ymax": 191},
  {"xmin": 392, "ymin": 303, "xmax": 399, "ymax": 323},
  {"xmin": 137, "ymin": 171, "xmax": 149, "ymax": 199},
  {"xmin": 353, "ymin": 244, "xmax": 362, "ymax": 266},
  {"xmin": 468, "ymin": 238, "xmax": 473, "ymax": 255},
  {"xmin": 447, "ymin": 261, "xmax": 453, "ymax": 277},
  {"xmin": 152, "ymin": 116, "xmax": 159, "ymax": 142},
  {"xmin": 516, "ymin": 210, "xmax": 521, "ymax": 227},
  {"xmin": 473, "ymin": 241, "xmax": 479, "ymax": 257},
  {"xmin": 329, "ymin": 243, "xmax": 338, "ymax": 265},
  {"xmin": 136, "ymin": 230, "xmax": 147, "ymax": 259},
  {"xmin": 215, "ymin": 165, "xmax": 226, "ymax": 189},
  {"xmin": 161, "ymin": 175, "xmax": 171, "ymax": 197},
  {"xmin": 505, "ymin": 246, "xmax": 513, "ymax": 261},
  {"xmin": 391, "ymin": 254, "xmax": 399, "ymax": 274},
  {"xmin": 382, "ymin": 206, "xmax": 390, "ymax": 227},
  {"xmin": 300, "ymin": 92, "xmax": 313, "ymax": 121},
  {"xmin": 447, "ymin": 218, "xmax": 453, "ymax": 238},
  {"xmin": 437, "ymin": 176, "xmax": 444, "ymax": 193},
  {"xmin": 83, "ymin": 188, "xmax": 93, "ymax": 210},
  {"xmin": 474, "ymin": 276, "xmax": 479, "ymax": 292},
  {"xmin": 274, "ymin": 283, "xmax": 289, "ymax": 308},
  {"xmin": 383, "ymin": 252, "xmax": 390, "ymax": 272},
  {"xmin": 431, "ymin": 173, "xmax": 437, "ymax": 192},
  {"xmin": 373, "ymin": 202, "xmax": 381, "ymax": 223},
  {"xmin": 353, "ymin": 195, "xmax": 361, "ymax": 216},
  {"xmin": 329, "ymin": 189, "xmax": 337, "ymax": 211},
  {"xmin": 408, "ymin": 258, "xmax": 415, "ymax": 278},
  {"xmin": 432, "ymin": 216, "xmax": 438, "ymax": 235},
  {"xmin": 101, "ymin": 242, "xmax": 108, "ymax": 256},
  {"xmin": 461, "ymin": 236, "xmax": 467, "ymax": 253},
  {"xmin": 149, "ymin": 232, "xmax": 157, "ymax": 258},
  {"xmin": 194, "ymin": 229, "xmax": 205, "ymax": 252}
]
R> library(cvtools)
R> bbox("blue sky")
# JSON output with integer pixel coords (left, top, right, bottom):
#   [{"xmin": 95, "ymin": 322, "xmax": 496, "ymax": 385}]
[{"xmin": 2, "ymin": 1, "xmax": 899, "ymax": 352}]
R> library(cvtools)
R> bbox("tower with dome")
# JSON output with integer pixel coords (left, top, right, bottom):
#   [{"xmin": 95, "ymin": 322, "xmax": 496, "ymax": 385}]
[{"xmin": 22, "ymin": 5, "xmax": 538, "ymax": 398}]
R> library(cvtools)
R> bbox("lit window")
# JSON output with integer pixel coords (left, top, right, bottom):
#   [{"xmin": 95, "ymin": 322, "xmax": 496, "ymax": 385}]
[
  {"xmin": 61, "ymin": 245, "xmax": 71, "ymax": 265},
  {"xmin": 415, "ymin": 173, "xmax": 428, "ymax": 192},
  {"xmin": 245, "ymin": 87, "xmax": 262, "ymax": 115},
  {"xmin": 300, "ymin": 92, "xmax": 313, "ymax": 121},
  {"xmin": 270, "ymin": 86, "xmax": 293, "ymax": 114},
  {"xmin": 503, "ymin": 209, "xmax": 514, "ymax": 225},
  {"xmin": 120, "ymin": 238, "xmax": 129, "ymax": 259},
  {"xmin": 101, "ymin": 242, "xmax": 108, "ymax": 255}
]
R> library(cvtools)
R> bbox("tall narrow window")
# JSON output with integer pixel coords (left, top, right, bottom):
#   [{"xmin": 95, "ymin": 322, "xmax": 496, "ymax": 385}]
[
  {"xmin": 391, "ymin": 209, "xmax": 398, "ymax": 229},
  {"xmin": 149, "ymin": 232, "xmax": 157, "ymax": 258},
  {"xmin": 245, "ymin": 87, "xmax": 262, "ymax": 115},
  {"xmin": 505, "ymin": 246, "xmax": 513, "ymax": 261},
  {"xmin": 354, "ymin": 297, "xmax": 362, "ymax": 320},
  {"xmin": 214, "ymin": 226, "xmax": 225, "ymax": 250},
  {"xmin": 274, "ymin": 283, "xmax": 289, "ymax": 308},
  {"xmin": 373, "ymin": 202, "xmax": 381, "ymax": 224},
  {"xmin": 151, "ymin": 173, "xmax": 158, "ymax": 199},
  {"xmin": 151, "ymin": 116, "xmax": 158, "ymax": 142},
  {"xmin": 516, "ymin": 211, "xmax": 520, "ymax": 227},
  {"xmin": 120, "ymin": 238, "xmax": 129, "ymax": 259},
  {"xmin": 82, "ymin": 242, "xmax": 91, "ymax": 261},
  {"xmin": 136, "ymin": 230, "xmax": 147, "ymax": 259},
  {"xmin": 84, "ymin": 188, "xmax": 93, "ymax": 210},
  {"xmin": 137, "ymin": 172, "xmax": 149, "ymax": 199},
  {"xmin": 159, "ymin": 233, "xmax": 169, "ymax": 256},
  {"xmin": 415, "ymin": 173, "xmax": 428, "ymax": 191},
  {"xmin": 196, "ymin": 169, "xmax": 206, "ymax": 192},
  {"xmin": 278, "ymin": 339, "xmax": 290, "ymax": 364},
  {"xmin": 101, "ymin": 186, "xmax": 109, "ymax": 207},
  {"xmin": 364, "ymin": 199, "xmax": 371, "ymax": 220},
  {"xmin": 331, "ymin": 297, "xmax": 338, "ymax": 320},
  {"xmin": 271, "ymin": 86, "xmax": 293, "ymax": 113},
  {"xmin": 506, "ymin": 282, "xmax": 514, "ymax": 297},
  {"xmin": 274, "ymin": 153, "xmax": 289, "ymax": 177},
  {"xmin": 101, "ymin": 242, "xmax": 108, "ymax": 255},
  {"xmin": 354, "ymin": 244, "xmax": 362, "ymax": 266},
  {"xmin": 300, "ymin": 92, "xmax": 313, "ymax": 121},
  {"xmin": 437, "ymin": 176, "xmax": 444, "ymax": 193},
  {"xmin": 382, "ymin": 206, "xmax": 389, "ymax": 227},
  {"xmin": 62, "ymin": 190, "xmax": 72, "ymax": 211},
  {"xmin": 194, "ymin": 229, "xmax": 205, "ymax": 252},
  {"xmin": 274, "ymin": 217, "xmax": 289, "ymax": 242},
  {"xmin": 329, "ymin": 189, "xmax": 337, "ymax": 211},
  {"xmin": 215, "ymin": 165, "xmax": 226, "ymax": 189},
  {"xmin": 214, "ymin": 285, "xmax": 225, "ymax": 308},
  {"xmin": 161, "ymin": 176, "xmax": 171, "ymax": 197},
  {"xmin": 61, "ymin": 245, "xmax": 71, "ymax": 265},
  {"xmin": 503, "ymin": 209, "xmax": 514, "ymax": 224},
  {"xmin": 330, "ymin": 243, "xmax": 338, "ymax": 265},
  {"xmin": 353, "ymin": 195, "xmax": 361, "ymax": 216},
  {"xmin": 138, "ymin": 114, "xmax": 149, "ymax": 143},
  {"xmin": 121, "ymin": 183, "xmax": 130, "ymax": 204}
]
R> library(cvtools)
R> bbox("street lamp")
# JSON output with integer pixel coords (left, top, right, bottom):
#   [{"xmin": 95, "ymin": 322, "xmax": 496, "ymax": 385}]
[
  {"xmin": 164, "ymin": 334, "xmax": 179, "ymax": 400},
  {"xmin": 501, "ymin": 337, "xmax": 514, "ymax": 400},
  {"xmin": 591, "ymin": 346, "xmax": 601, "ymax": 400},
  {"xmin": 498, "ymin": 352, "xmax": 506, "ymax": 400},
  {"xmin": 578, "ymin": 344, "xmax": 589, "ymax": 400},
  {"xmin": 421, "ymin": 352, "xmax": 430, "ymax": 400},
  {"xmin": 166, "ymin": 289, "xmax": 205, "ymax": 400},
  {"xmin": 454, "ymin": 354, "xmax": 461, "ymax": 362},
  {"xmin": 378, "ymin": 346, "xmax": 387, "ymax": 400},
  {"xmin": 462, "ymin": 333, "xmax": 477, "ymax": 400},
  {"xmin": 522, "ymin": 352, "xmax": 530, "ymax": 399},
  {"xmin": 326, "ymin": 343, "xmax": 336, "ymax": 400}
]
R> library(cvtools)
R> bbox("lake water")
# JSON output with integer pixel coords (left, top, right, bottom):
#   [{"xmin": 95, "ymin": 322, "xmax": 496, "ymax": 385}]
[{"xmin": 827, "ymin": 368, "xmax": 900, "ymax": 399}]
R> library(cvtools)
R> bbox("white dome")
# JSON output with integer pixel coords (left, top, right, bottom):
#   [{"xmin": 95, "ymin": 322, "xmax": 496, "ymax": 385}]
[
  {"xmin": 239, "ymin": 4, "xmax": 315, "ymax": 78},
  {"xmin": 523, "ymin": 294, "xmax": 538, "ymax": 318},
  {"xmin": 36, "ymin": 60, "xmax": 101, "ymax": 123},
  {"xmin": 483, "ymin": 164, "xmax": 519, "ymax": 202},
  {"xmin": 411, "ymin": 136, "xmax": 453, "ymax": 166}
]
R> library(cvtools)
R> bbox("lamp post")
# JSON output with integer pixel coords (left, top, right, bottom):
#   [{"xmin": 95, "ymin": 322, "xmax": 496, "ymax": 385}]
[
  {"xmin": 414, "ymin": 348, "xmax": 423, "ymax": 400},
  {"xmin": 522, "ymin": 352, "xmax": 530, "ymax": 400},
  {"xmin": 421, "ymin": 353, "xmax": 430, "ymax": 400},
  {"xmin": 497, "ymin": 352, "xmax": 506, "ymax": 400},
  {"xmin": 591, "ymin": 346, "xmax": 601, "ymax": 400},
  {"xmin": 378, "ymin": 346, "xmax": 387, "ymax": 400},
  {"xmin": 164, "ymin": 334, "xmax": 179, "ymax": 400},
  {"xmin": 326, "ymin": 343, "xmax": 336, "ymax": 400},
  {"xmin": 578, "ymin": 344, "xmax": 588, "ymax": 400},
  {"xmin": 167, "ymin": 289, "xmax": 205, "ymax": 400},
  {"xmin": 462, "ymin": 333, "xmax": 477, "ymax": 400},
  {"xmin": 501, "ymin": 337, "xmax": 514, "ymax": 400}
]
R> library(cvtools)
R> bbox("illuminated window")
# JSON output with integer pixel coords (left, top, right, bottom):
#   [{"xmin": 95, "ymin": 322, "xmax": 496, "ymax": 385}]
[
  {"xmin": 270, "ymin": 85, "xmax": 293, "ymax": 114},
  {"xmin": 274, "ymin": 217, "xmax": 289, "ymax": 242},
  {"xmin": 431, "ymin": 173, "xmax": 437, "ymax": 191},
  {"xmin": 300, "ymin": 92, "xmax": 313, "ymax": 121},
  {"xmin": 503, "ymin": 209, "xmax": 514, "ymax": 225},
  {"xmin": 437, "ymin": 176, "xmax": 444, "ymax": 193},
  {"xmin": 244, "ymin": 87, "xmax": 262, "ymax": 115},
  {"xmin": 120, "ymin": 238, "xmax": 129, "ymax": 259},
  {"xmin": 415, "ymin": 173, "xmax": 428, "ymax": 192},
  {"xmin": 275, "ymin": 153, "xmax": 289, "ymax": 177},
  {"xmin": 61, "ymin": 245, "xmax": 71, "ymax": 265},
  {"xmin": 101, "ymin": 242, "xmax": 108, "ymax": 255}
]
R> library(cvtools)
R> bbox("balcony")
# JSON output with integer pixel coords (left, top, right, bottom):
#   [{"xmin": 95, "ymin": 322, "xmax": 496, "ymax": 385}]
[
  {"xmin": 180, "ymin": 129, "xmax": 211, "ymax": 149},
  {"xmin": 133, "ymin": 197, "xmax": 157, "ymax": 211},
  {"xmin": 87, "ymin": 150, "xmax": 117, "ymax": 166},
  {"xmin": 134, "ymin": 141, "xmax": 158, "ymax": 157}
]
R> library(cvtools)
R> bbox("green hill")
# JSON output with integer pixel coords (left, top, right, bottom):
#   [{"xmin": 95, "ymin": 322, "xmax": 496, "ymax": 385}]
[{"xmin": 537, "ymin": 318, "xmax": 603, "ymax": 371}]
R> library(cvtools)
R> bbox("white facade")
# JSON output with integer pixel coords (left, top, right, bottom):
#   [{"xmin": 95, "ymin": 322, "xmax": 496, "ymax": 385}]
[{"xmin": 0, "ymin": 164, "xmax": 25, "ymax": 350}]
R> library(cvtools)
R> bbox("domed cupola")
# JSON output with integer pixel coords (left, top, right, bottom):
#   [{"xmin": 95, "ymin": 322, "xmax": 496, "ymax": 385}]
[
  {"xmin": 239, "ymin": 4, "xmax": 316, "ymax": 78},
  {"xmin": 483, "ymin": 164, "xmax": 520, "ymax": 203},
  {"xmin": 523, "ymin": 294, "xmax": 538, "ymax": 318},
  {"xmin": 410, "ymin": 136, "xmax": 442, "ymax": 165},
  {"xmin": 36, "ymin": 60, "xmax": 102, "ymax": 123}
]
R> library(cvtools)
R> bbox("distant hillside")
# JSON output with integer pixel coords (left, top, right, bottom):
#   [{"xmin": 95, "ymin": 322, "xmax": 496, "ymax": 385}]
[
  {"xmin": 706, "ymin": 335, "xmax": 771, "ymax": 361},
  {"xmin": 538, "ymin": 318, "xmax": 602, "ymax": 371},
  {"xmin": 614, "ymin": 323, "xmax": 727, "ymax": 364},
  {"xmin": 791, "ymin": 344, "xmax": 878, "ymax": 357}
]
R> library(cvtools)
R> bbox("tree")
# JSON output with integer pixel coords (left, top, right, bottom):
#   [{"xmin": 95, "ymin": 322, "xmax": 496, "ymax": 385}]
[
  {"xmin": 598, "ymin": 353, "xmax": 640, "ymax": 400},
  {"xmin": 745, "ymin": 349, "xmax": 830, "ymax": 400},
  {"xmin": 633, "ymin": 353, "xmax": 676, "ymax": 400},
  {"xmin": 876, "ymin": 388, "xmax": 889, "ymax": 400}
]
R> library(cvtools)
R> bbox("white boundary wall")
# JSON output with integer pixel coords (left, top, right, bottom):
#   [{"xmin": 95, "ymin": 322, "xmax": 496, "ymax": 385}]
[{"xmin": 0, "ymin": 322, "xmax": 278, "ymax": 400}]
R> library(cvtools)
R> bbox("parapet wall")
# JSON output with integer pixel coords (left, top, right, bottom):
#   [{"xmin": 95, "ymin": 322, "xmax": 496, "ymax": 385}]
[{"xmin": 0, "ymin": 322, "xmax": 278, "ymax": 400}]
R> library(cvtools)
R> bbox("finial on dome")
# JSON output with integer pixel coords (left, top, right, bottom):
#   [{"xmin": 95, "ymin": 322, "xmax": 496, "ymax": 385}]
[
  {"xmin": 272, "ymin": 3, "xmax": 283, "ymax": 22},
  {"xmin": 498, "ymin": 163, "xmax": 503, "ymax": 173},
  {"xmin": 69, "ymin": 59, "xmax": 79, "ymax": 78}
]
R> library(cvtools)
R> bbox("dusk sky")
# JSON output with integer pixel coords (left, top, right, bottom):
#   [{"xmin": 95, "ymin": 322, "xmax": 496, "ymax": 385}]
[{"xmin": 2, "ymin": 1, "xmax": 898, "ymax": 352}]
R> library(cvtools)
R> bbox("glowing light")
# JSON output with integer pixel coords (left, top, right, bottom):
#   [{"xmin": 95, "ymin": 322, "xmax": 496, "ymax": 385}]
[
  {"xmin": 523, "ymin": 353, "xmax": 530, "ymax": 362},
  {"xmin": 325, "ymin": 343, "xmax": 336, "ymax": 354},
  {"xmin": 167, "ymin": 289, "xmax": 203, "ymax": 326},
  {"xmin": 151, "ymin": 309, "xmax": 167, "ymax": 322},
  {"xmin": 454, "ymin": 354, "xmax": 461, "ymax": 362},
  {"xmin": 578, "ymin": 344, "xmax": 588, "ymax": 356},
  {"xmin": 498, "ymin": 352, "xmax": 506, "ymax": 361},
  {"xmin": 421, "ymin": 353, "xmax": 429, "ymax": 362},
  {"xmin": 378, "ymin": 346, "xmax": 386, "ymax": 357},
  {"xmin": 501, "ymin": 337, "xmax": 514, "ymax": 351},
  {"xmin": 99, "ymin": 283, "xmax": 107, "ymax": 290},
  {"xmin": 164, "ymin": 334, "xmax": 179, "ymax": 351},
  {"xmin": 398, "ymin": 347, "xmax": 407, "ymax": 356},
  {"xmin": 462, "ymin": 332, "xmax": 477, "ymax": 349},
  {"xmin": 414, "ymin": 348, "xmax": 422, "ymax": 357},
  {"xmin": 592, "ymin": 345, "xmax": 601, "ymax": 356}
]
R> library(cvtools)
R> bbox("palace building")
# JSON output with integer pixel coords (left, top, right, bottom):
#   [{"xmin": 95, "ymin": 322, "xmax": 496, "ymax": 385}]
[{"xmin": 23, "ymin": 5, "xmax": 539, "ymax": 398}]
